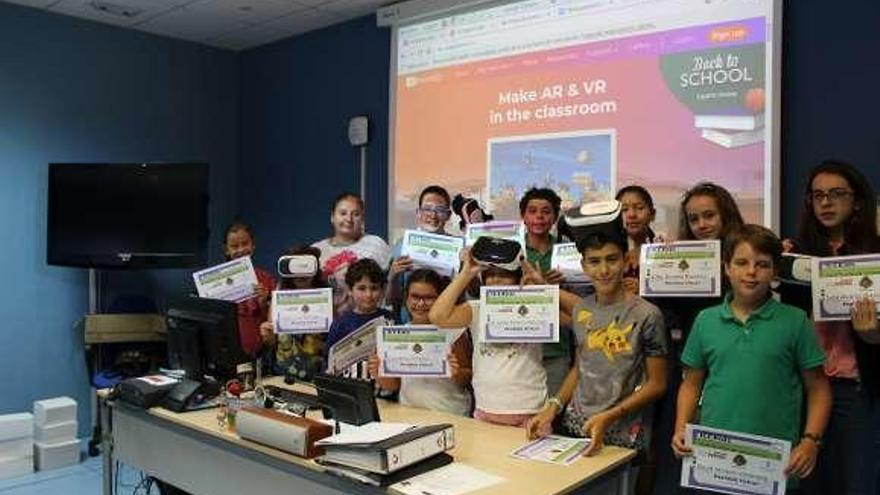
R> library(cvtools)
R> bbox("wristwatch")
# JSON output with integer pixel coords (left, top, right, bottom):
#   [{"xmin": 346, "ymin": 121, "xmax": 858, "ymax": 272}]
[
  {"xmin": 546, "ymin": 397, "xmax": 563, "ymax": 412},
  {"xmin": 801, "ymin": 432, "xmax": 823, "ymax": 448}
]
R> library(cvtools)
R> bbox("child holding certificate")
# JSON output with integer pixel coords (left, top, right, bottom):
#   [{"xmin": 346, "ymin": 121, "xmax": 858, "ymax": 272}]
[
  {"xmin": 783, "ymin": 161, "xmax": 880, "ymax": 495},
  {"xmin": 224, "ymin": 222, "xmax": 275, "ymax": 356},
  {"xmin": 369, "ymin": 269, "xmax": 473, "ymax": 416},
  {"xmin": 615, "ymin": 185, "xmax": 664, "ymax": 295},
  {"xmin": 387, "ymin": 185, "xmax": 453, "ymax": 322},
  {"xmin": 429, "ymin": 250, "xmax": 547, "ymax": 427},
  {"xmin": 524, "ymin": 207, "xmax": 668, "ymax": 462},
  {"xmin": 520, "ymin": 188, "xmax": 572, "ymax": 398},
  {"xmin": 672, "ymin": 225, "xmax": 832, "ymax": 489},
  {"xmin": 325, "ymin": 258, "xmax": 394, "ymax": 351},
  {"xmin": 653, "ymin": 182, "xmax": 747, "ymax": 493},
  {"xmin": 259, "ymin": 246, "xmax": 327, "ymax": 378}
]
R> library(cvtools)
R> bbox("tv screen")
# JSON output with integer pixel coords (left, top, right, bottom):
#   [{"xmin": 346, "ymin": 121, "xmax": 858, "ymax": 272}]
[{"xmin": 47, "ymin": 163, "xmax": 209, "ymax": 268}]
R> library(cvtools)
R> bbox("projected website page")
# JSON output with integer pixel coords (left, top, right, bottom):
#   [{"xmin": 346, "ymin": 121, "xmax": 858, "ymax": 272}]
[{"xmin": 391, "ymin": 0, "xmax": 777, "ymax": 240}]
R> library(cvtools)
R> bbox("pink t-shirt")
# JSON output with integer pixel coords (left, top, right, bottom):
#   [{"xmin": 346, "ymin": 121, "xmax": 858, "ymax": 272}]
[
  {"xmin": 815, "ymin": 320, "xmax": 859, "ymax": 379},
  {"xmin": 815, "ymin": 240, "xmax": 859, "ymax": 379}
]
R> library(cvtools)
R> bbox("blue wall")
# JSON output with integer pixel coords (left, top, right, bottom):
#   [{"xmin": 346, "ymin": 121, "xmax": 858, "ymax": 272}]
[
  {"xmin": 0, "ymin": 2, "xmax": 239, "ymax": 434},
  {"xmin": 238, "ymin": 16, "xmax": 390, "ymax": 270},
  {"xmin": 780, "ymin": 1, "xmax": 880, "ymax": 236}
]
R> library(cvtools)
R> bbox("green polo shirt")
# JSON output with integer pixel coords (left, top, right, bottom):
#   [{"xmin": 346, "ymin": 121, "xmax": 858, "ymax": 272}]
[
  {"xmin": 526, "ymin": 240, "xmax": 571, "ymax": 360},
  {"xmin": 681, "ymin": 295, "xmax": 825, "ymax": 448}
]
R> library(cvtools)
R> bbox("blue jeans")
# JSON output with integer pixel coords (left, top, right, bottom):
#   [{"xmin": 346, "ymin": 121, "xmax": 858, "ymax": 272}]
[{"xmin": 802, "ymin": 378, "xmax": 879, "ymax": 495}]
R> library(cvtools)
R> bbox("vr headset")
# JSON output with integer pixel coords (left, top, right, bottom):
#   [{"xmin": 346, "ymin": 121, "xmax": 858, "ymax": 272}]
[
  {"xmin": 470, "ymin": 236, "xmax": 522, "ymax": 272},
  {"xmin": 779, "ymin": 254, "xmax": 812, "ymax": 285},
  {"xmin": 562, "ymin": 200, "xmax": 627, "ymax": 252},
  {"xmin": 277, "ymin": 255, "xmax": 318, "ymax": 278}
]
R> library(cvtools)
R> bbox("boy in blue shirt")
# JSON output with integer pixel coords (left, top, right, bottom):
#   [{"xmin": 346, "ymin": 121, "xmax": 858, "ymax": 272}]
[
  {"xmin": 325, "ymin": 258, "xmax": 393, "ymax": 352},
  {"xmin": 673, "ymin": 224, "xmax": 832, "ymax": 488}
]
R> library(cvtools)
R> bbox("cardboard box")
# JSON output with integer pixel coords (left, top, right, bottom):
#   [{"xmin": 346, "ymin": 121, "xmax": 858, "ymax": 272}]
[
  {"xmin": 0, "ymin": 413, "xmax": 33, "ymax": 442},
  {"xmin": 0, "ymin": 456, "xmax": 33, "ymax": 480},
  {"xmin": 33, "ymin": 398, "xmax": 77, "ymax": 427},
  {"xmin": 34, "ymin": 439, "xmax": 80, "ymax": 471},
  {"xmin": 34, "ymin": 420, "xmax": 77, "ymax": 444}
]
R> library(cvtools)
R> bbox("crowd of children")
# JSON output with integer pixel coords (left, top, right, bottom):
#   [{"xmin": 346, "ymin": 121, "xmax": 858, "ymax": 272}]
[{"xmin": 209, "ymin": 158, "xmax": 878, "ymax": 495}]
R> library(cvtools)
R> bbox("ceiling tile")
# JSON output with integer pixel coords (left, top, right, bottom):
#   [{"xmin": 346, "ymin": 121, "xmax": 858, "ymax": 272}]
[
  {"xmin": 133, "ymin": 4, "xmax": 250, "ymax": 40},
  {"xmin": 261, "ymin": 6, "xmax": 340, "ymax": 36},
  {"xmin": 206, "ymin": 23, "xmax": 289, "ymax": 50},
  {"xmin": 2, "ymin": 0, "xmax": 59, "ymax": 8},
  {"xmin": 48, "ymin": 0, "xmax": 174, "ymax": 26},
  {"xmin": 186, "ymin": 0, "xmax": 306, "ymax": 25},
  {"xmin": 317, "ymin": 0, "xmax": 387, "ymax": 19}
]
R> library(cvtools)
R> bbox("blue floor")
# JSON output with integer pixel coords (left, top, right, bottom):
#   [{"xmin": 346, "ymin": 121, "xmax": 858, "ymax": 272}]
[{"xmin": 0, "ymin": 446, "xmax": 158, "ymax": 495}]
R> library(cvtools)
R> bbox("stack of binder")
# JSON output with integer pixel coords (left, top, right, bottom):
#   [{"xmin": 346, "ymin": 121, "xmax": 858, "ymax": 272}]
[{"xmin": 316, "ymin": 423, "xmax": 455, "ymax": 486}]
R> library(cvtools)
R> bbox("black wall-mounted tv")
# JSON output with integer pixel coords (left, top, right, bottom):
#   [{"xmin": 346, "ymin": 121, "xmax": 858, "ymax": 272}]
[{"xmin": 47, "ymin": 163, "xmax": 209, "ymax": 269}]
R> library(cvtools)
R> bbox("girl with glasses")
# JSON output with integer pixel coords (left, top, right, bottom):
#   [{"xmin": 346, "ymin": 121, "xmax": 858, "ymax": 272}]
[
  {"xmin": 369, "ymin": 269, "xmax": 473, "ymax": 416},
  {"xmin": 783, "ymin": 160, "xmax": 880, "ymax": 495}
]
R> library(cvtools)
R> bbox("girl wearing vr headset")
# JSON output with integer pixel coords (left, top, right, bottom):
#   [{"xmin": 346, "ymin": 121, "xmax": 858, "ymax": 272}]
[
  {"xmin": 312, "ymin": 192, "xmax": 391, "ymax": 316},
  {"xmin": 429, "ymin": 248, "xmax": 548, "ymax": 427},
  {"xmin": 369, "ymin": 269, "xmax": 473, "ymax": 416},
  {"xmin": 259, "ymin": 246, "xmax": 327, "ymax": 379}
]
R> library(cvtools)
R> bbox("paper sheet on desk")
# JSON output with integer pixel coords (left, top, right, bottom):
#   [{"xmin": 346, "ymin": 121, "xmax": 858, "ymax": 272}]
[
  {"xmin": 510, "ymin": 435, "xmax": 591, "ymax": 466},
  {"xmin": 391, "ymin": 463, "xmax": 504, "ymax": 495},
  {"xmin": 315, "ymin": 422, "xmax": 419, "ymax": 445}
]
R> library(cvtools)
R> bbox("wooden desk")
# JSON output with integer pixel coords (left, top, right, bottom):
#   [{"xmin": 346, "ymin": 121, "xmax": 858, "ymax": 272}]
[{"xmin": 104, "ymin": 379, "xmax": 635, "ymax": 495}]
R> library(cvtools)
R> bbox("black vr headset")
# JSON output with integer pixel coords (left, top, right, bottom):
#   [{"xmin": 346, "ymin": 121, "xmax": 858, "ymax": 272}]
[
  {"xmin": 562, "ymin": 200, "xmax": 628, "ymax": 252},
  {"xmin": 470, "ymin": 236, "xmax": 523, "ymax": 272}
]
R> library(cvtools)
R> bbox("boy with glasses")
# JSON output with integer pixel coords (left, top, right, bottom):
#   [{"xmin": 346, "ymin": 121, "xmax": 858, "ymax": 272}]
[{"xmin": 388, "ymin": 186, "xmax": 454, "ymax": 321}]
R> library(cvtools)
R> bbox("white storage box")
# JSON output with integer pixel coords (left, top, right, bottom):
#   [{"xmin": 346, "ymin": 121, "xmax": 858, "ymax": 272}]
[
  {"xmin": 34, "ymin": 439, "xmax": 80, "ymax": 471},
  {"xmin": 0, "ymin": 413, "xmax": 33, "ymax": 441},
  {"xmin": 33, "ymin": 398, "xmax": 77, "ymax": 427},
  {"xmin": 0, "ymin": 456, "xmax": 33, "ymax": 480},
  {"xmin": 34, "ymin": 420, "xmax": 77, "ymax": 444},
  {"xmin": 0, "ymin": 438, "xmax": 33, "ymax": 458}
]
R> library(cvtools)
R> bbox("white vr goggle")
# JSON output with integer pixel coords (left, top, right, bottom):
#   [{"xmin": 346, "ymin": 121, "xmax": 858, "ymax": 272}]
[
  {"xmin": 277, "ymin": 255, "xmax": 318, "ymax": 278},
  {"xmin": 563, "ymin": 200, "xmax": 627, "ymax": 250}
]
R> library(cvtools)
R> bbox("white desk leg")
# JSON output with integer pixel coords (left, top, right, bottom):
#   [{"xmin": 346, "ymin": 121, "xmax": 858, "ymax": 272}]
[
  {"xmin": 617, "ymin": 463, "xmax": 632, "ymax": 495},
  {"xmin": 101, "ymin": 397, "xmax": 114, "ymax": 495}
]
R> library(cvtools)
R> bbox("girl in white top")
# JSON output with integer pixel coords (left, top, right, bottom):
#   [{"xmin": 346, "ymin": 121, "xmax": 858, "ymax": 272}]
[
  {"xmin": 312, "ymin": 192, "xmax": 391, "ymax": 315},
  {"xmin": 429, "ymin": 249, "xmax": 547, "ymax": 427},
  {"xmin": 369, "ymin": 269, "xmax": 473, "ymax": 416}
]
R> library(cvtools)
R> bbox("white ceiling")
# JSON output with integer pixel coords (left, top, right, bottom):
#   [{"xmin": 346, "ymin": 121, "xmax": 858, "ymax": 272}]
[{"xmin": 2, "ymin": 0, "xmax": 394, "ymax": 51}]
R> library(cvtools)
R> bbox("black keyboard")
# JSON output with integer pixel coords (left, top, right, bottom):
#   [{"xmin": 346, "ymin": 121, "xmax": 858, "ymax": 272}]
[{"xmin": 262, "ymin": 385, "xmax": 320, "ymax": 409}]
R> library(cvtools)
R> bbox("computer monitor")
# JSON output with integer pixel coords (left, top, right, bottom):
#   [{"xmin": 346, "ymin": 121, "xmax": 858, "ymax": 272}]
[
  {"xmin": 313, "ymin": 373, "xmax": 380, "ymax": 426},
  {"xmin": 166, "ymin": 296, "xmax": 248, "ymax": 382}
]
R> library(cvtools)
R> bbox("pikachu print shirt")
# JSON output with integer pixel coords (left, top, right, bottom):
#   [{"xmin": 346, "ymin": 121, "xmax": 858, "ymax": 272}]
[{"xmin": 565, "ymin": 295, "xmax": 668, "ymax": 450}]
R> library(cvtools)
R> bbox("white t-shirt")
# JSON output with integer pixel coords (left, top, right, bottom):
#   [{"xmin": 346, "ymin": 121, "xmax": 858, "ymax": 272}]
[
  {"xmin": 469, "ymin": 301, "xmax": 547, "ymax": 415},
  {"xmin": 400, "ymin": 376, "xmax": 472, "ymax": 416},
  {"xmin": 312, "ymin": 234, "xmax": 391, "ymax": 314}
]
